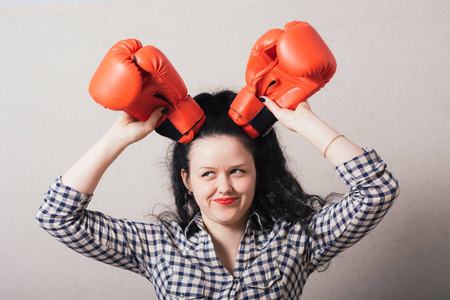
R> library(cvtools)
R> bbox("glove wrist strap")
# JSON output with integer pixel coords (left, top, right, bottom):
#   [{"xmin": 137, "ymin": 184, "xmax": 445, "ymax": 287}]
[
  {"xmin": 156, "ymin": 96, "xmax": 205, "ymax": 144},
  {"xmin": 229, "ymin": 88, "xmax": 278, "ymax": 138}
]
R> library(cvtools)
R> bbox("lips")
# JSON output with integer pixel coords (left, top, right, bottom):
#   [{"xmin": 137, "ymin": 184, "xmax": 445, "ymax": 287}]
[{"xmin": 213, "ymin": 197, "xmax": 238, "ymax": 205}]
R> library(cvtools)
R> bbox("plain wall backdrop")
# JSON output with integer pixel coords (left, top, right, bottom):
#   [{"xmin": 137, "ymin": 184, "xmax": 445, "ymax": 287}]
[{"xmin": 1, "ymin": 0, "xmax": 449, "ymax": 299}]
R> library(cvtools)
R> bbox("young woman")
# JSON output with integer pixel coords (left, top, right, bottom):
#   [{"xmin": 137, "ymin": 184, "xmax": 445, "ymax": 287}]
[{"xmin": 36, "ymin": 90, "xmax": 399, "ymax": 299}]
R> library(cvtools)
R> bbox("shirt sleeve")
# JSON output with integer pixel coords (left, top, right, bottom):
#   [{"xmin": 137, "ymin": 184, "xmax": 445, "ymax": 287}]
[
  {"xmin": 307, "ymin": 148, "xmax": 400, "ymax": 272},
  {"xmin": 35, "ymin": 177, "xmax": 164, "ymax": 282}
]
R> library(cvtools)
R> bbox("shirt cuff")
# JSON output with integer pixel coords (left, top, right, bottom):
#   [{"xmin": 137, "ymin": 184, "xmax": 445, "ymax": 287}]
[
  {"xmin": 45, "ymin": 177, "xmax": 93, "ymax": 213},
  {"xmin": 335, "ymin": 148, "xmax": 386, "ymax": 188}
]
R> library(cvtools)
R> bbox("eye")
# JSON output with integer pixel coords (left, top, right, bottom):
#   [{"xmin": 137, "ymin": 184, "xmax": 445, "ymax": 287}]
[
  {"xmin": 231, "ymin": 169, "xmax": 245, "ymax": 174},
  {"xmin": 202, "ymin": 171, "xmax": 214, "ymax": 177}
]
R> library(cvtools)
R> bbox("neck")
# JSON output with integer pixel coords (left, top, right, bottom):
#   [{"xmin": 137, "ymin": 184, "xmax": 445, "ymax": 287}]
[
  {"xmin": 202, "ymin": 217, "xmax": 249, "ymax": 274},
  {"xmin": 202, "ymin": 215, "xmax": 249, "ymax": 251}
]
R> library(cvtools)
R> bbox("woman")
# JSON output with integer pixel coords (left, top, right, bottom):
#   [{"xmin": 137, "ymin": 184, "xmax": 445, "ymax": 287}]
[{"xmin": 36, "ymin": 90, "xmax": 399, "ymax": 299}]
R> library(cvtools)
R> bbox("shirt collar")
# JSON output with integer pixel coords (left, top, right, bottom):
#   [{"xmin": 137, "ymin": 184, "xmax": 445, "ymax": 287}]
[
  {"xmin": 184, "ymin": 211, "xmax": 264, "ymax": 238},
  {"xmin": 248, "ymin": 211, "xmax": 264, "ymax": 231},
  {"xmin": 184, "ymin": 213, "xmax": 204, "ymax": 237}
]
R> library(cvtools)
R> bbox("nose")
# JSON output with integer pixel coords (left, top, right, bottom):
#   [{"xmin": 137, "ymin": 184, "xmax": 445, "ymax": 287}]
[{"xmin": 216, "ymin": 174, "xmax": 233, "ymax": 194}]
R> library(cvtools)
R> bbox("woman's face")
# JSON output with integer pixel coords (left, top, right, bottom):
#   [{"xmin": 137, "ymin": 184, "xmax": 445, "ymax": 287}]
[{"xmin": 181, "ymin": 135, "xmax": 257, "ymax": 229}]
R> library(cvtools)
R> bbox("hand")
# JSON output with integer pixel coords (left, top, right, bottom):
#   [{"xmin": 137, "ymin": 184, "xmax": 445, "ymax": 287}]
[
  {"xmin": 261, "ymin": 95, "xmax": 365, "ymax": 165},
  {"xmin": 260, "ymin": 96, "xmax": 313, "ymax": 134},
  {"xmin": 61, "ymin": 107, "xmax": 165, "ymax": 195},
  {"xmin": 110, "ymin": 108, "xmax": 166, "ymax": 146}
]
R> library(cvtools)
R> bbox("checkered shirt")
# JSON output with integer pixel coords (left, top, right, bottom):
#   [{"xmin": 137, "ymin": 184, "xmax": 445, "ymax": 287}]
[{"xmin": 36, "ymin": 148, "xmax": 399, "ymax": 299}]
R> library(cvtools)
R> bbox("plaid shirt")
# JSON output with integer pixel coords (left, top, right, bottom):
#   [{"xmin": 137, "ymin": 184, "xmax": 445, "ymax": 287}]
[{"xmin": 36, "ymin": 148, "xmax": 399, "ymax": 299}]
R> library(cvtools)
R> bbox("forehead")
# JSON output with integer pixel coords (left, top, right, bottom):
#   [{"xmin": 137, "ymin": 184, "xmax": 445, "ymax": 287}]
[{"xmin": 188, "ymin": 135, "xmax": 254, "ymax": 166}]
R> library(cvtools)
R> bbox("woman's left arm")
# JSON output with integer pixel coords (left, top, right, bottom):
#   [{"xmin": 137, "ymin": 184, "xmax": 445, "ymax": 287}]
[
  {"xmin": 260, "ymin": 97, "xmax": 363, "ymax": 166},
  {"xmin": 262, "ymin": 97, "xmax": 400, "ymax": 270}
]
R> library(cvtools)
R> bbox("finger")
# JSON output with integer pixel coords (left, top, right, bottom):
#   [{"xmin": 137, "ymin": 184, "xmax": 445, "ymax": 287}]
[
  {"xmin": 143, "ymin": 107, "xmax": 167, "ymax": 130},
  {"xmin": 259, "ymin": 96, "xmax": 301, "ymax": 132},
  {"xmin": 259, "ymin": 96, "xmax": 284, "ymax": 120}
]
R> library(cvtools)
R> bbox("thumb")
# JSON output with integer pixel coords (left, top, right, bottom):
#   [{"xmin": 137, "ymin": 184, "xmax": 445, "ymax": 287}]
[
  {"xmin": 142, "ymin": 107, "xmax": 166, "ymax": 131},
  {"xmin": 259, "ymin": 96, "xmax": 297, "ymax": 132}
]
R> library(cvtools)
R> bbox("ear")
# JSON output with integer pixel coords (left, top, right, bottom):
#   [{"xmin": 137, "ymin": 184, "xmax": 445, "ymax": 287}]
[{"xmin": 181, "ymin": 169, "xmax": 191, "ymax": 191}]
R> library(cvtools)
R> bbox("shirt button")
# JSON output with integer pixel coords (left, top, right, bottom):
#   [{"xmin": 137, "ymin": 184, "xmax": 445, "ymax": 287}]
[{"xmin": 180, "ymin": 293, "xmax": 185, "ymax": 298}]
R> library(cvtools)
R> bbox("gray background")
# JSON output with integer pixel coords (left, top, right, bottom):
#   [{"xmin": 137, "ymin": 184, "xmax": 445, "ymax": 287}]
[{"xmin": 1, "ymin": 0, "xmax": 449, "ymax": 299}]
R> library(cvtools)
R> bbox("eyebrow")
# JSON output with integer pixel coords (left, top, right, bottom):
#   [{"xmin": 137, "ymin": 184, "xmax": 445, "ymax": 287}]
[{"xmin": 196, "ymin": 163, "xmax": 250, "ymax": 171}]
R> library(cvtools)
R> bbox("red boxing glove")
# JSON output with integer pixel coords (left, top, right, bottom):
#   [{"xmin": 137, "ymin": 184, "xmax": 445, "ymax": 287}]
[
  {"xmin": 89, "ymin": 39, "xmax": 205, "ymax": 144},
  {"xmin": 229, "ymin": 21, "xmax": 337, "ymax": 138}
]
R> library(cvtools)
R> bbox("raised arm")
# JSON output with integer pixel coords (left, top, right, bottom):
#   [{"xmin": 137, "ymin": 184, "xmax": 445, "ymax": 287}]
[
  {"xmin": 36, "ymin": 110, "xmax": 166, "ymax": 280},
  {"xmin": 262, "ymin": 96, "xmax": 400, "ymax": 271},
  {"xmin": 62, "ymin": 110, "xmax": 164, "ymax": 194}
]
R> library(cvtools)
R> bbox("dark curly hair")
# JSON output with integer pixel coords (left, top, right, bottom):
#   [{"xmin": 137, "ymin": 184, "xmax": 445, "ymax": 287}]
[{"xmin": 160, "ymin": 90, "xmax": 328, "ymax": 234}]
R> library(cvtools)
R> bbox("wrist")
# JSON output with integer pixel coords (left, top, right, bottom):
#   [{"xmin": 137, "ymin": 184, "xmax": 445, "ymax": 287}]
[
  {"xmin": 104, "ymin": 125, "xmax": 132, "ymax": 152},
  {"xmin": 293, "ymin": 108, "xmax": 320, "ymax": 136}
]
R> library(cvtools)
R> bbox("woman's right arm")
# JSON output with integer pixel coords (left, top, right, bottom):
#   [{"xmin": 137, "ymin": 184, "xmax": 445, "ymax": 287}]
[
  {"xmin": 62, "ymin": 110, "xmax": 164, "ymax": 194},
  {"xmin": 36, "ymin": 110, "xmax": 166, "ymax": 281}
]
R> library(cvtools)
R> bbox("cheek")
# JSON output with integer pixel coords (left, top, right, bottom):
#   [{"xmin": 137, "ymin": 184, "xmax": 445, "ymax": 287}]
[
  {"xmin": 235, "ymin": 178, "xmax": 256, "ymax": 197},
  {"xmin": 191, "ymin": 179, "xmax": 215, "ymax": 199}
]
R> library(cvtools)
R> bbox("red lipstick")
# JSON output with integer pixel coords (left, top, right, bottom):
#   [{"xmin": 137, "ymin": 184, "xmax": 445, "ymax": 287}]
[{"xmin": 213, "ymin": 197, "xmax": 238, "ymax": 205}]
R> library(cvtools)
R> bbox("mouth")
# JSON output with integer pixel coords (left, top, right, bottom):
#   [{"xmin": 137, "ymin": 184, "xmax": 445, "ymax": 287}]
[{"xmin": 213, "ymin": 197, "xmax": 238, "ymax": 205}]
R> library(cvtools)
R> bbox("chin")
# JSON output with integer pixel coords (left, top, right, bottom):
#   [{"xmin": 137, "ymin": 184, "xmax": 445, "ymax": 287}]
[{"xmin": 212, "ymin": 209, "xmax": 250, "ymax": 225}]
